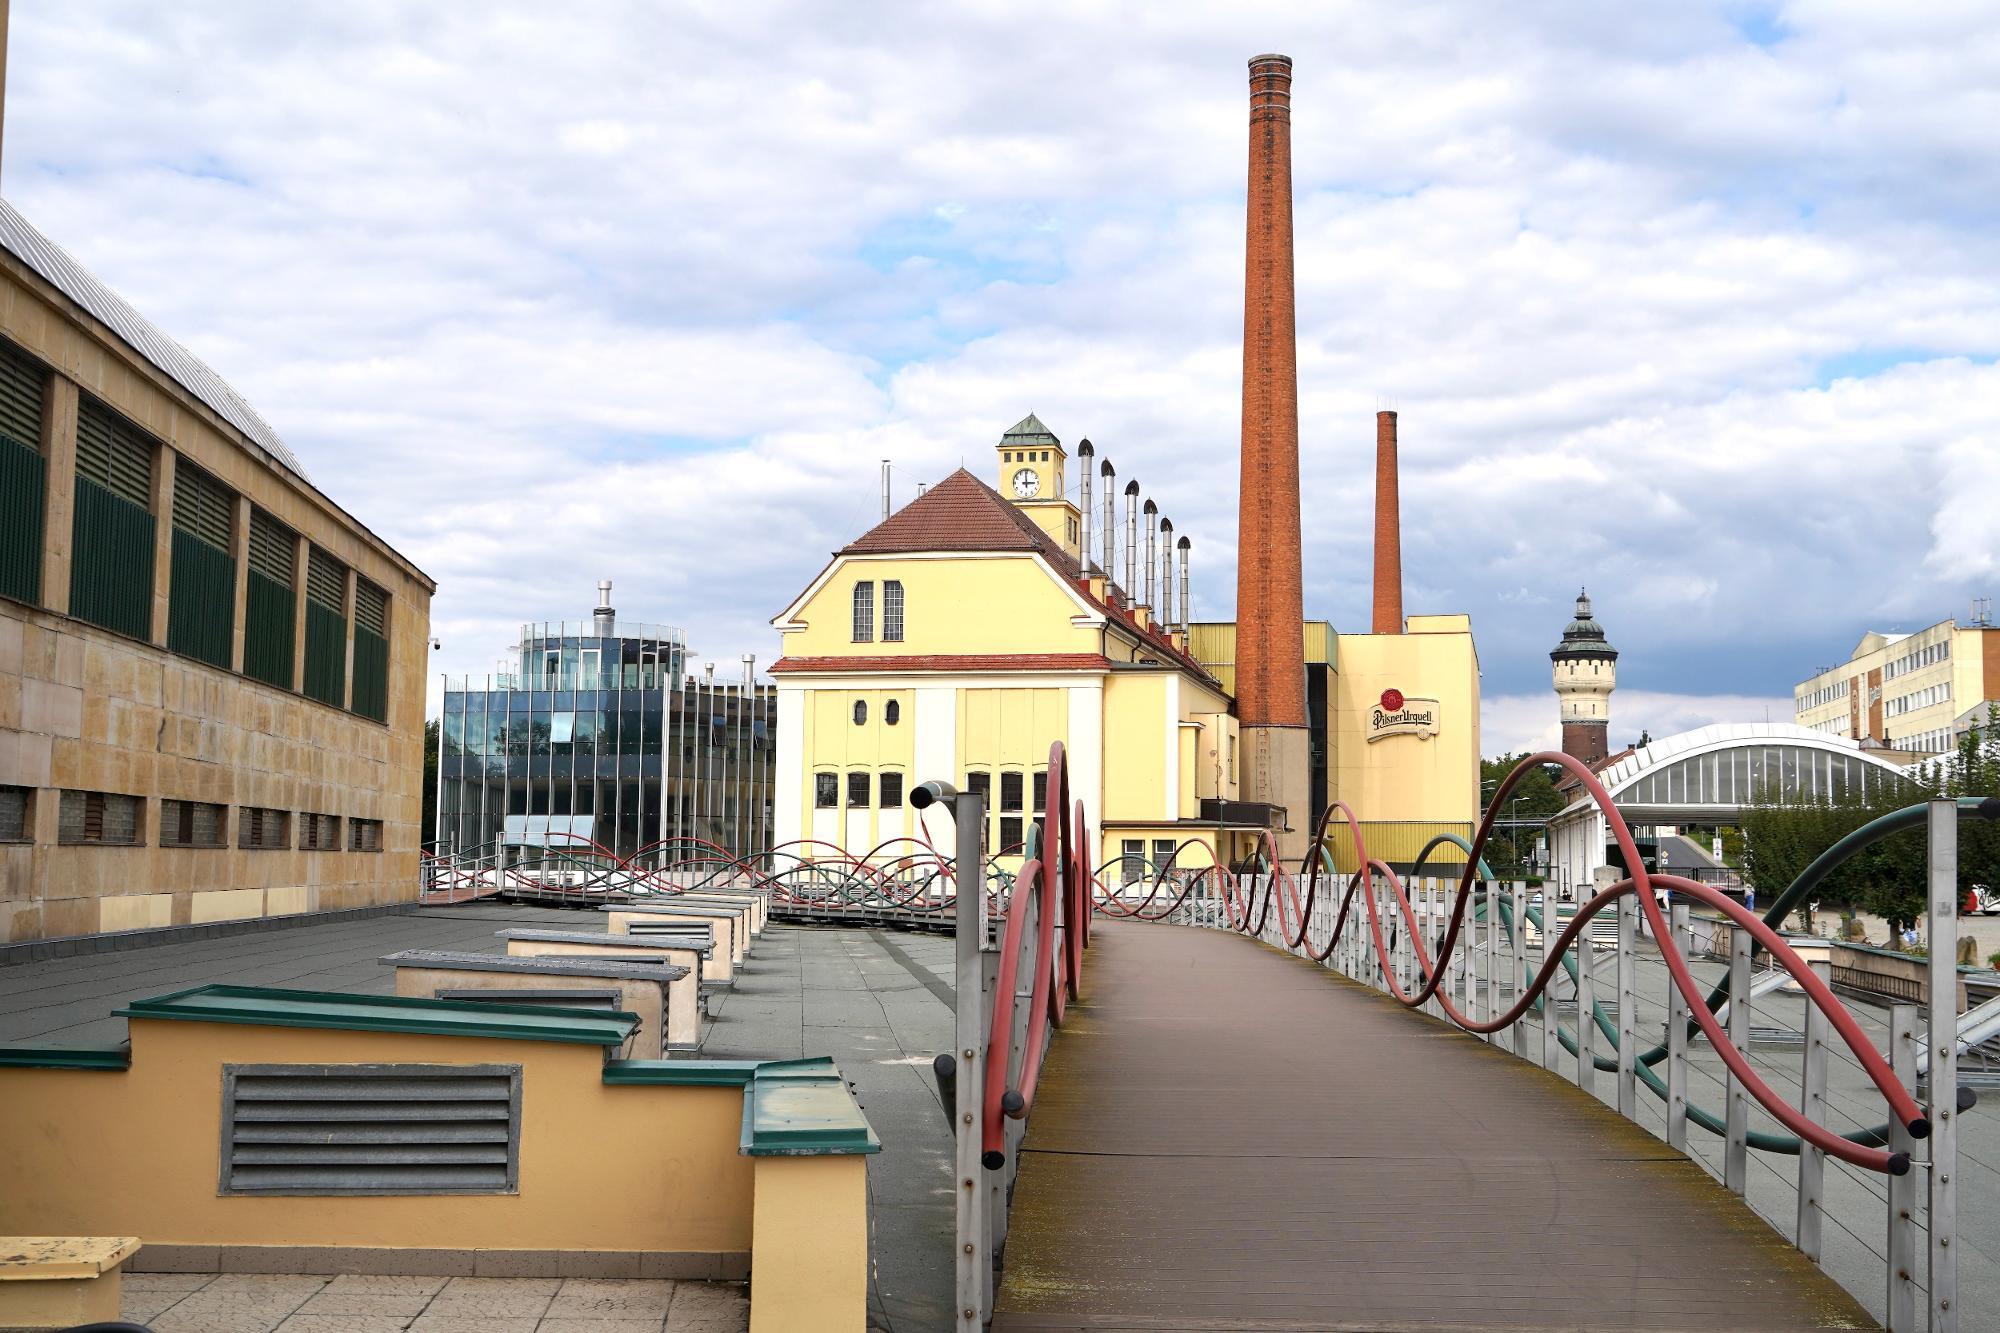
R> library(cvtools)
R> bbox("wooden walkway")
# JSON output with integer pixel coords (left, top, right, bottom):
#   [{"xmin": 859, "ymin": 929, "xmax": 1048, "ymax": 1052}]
[{"xmin": 991, "ymin": 920, "xmax": 1874, "ymax": 1332}]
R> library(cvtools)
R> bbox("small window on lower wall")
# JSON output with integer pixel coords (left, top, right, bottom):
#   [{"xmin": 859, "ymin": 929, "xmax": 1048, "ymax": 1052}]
[
  {"xmin": 349, "ymin": 818, "xmax": 383, "ymax": 852},
  {"xmin": 998, "ymin": 817, "xmax": 1025, "ymax": 853},
  {"xmin": 239, "ymin": 806, "xmax": 290, "ymax": 850},
  {"xmin": 300, "ymin": 812, "xmax": 341, "ymax": 851},
  {"xmin": 814, "ymin": 773, "xmax": 838, "ymax": 809},
  {"xmin": 220, "ymin": 1063, "xmax": 521, "ymax": 1195},
  {"xmin": 847, "ymin": 772, "xmax": 870, "ymax": 808},
  {"xmin": 159, "ymin": 798, "xmax": 227, "ymax": 848},
  {"xmin": 878, "ymin": 771, "xmax": 904, "ymax": 808},
  {"xmin": 57, "ymin": 790, "xmax": 142, "ymax": 846},
  {"xmin": 0, "ymin": 786, "xmax": 30, "ymax": 842}
]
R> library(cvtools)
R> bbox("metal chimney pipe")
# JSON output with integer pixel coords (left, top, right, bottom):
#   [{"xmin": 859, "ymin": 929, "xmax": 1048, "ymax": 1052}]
[
  {"xmin": 880, "ymin": 459, "xmax": 892, "ymax": 521},
  {"xmin": 1123, "ymin": 480, "xmax": 1140, "ymax": 600},
  {"xmin": 1157, "ymin": 517, "xmax": 1174, "ymax": 625},
  {"xmin": 1077, "ymin": 440, "xmax": 1095, "ymax": 570},
  {"xmin": 1168, "ymin": 536, "xmax": 1184, "ymax": 628},
  {"xmin": 1100, "ymin": 459, "xmax": 1116, "ymax": 579},
  {"xmin": 1142, "ymin": 499, "xmax": 1158, "ymax": 611},
  {"xmin": 742, "ymin": 652, "xmax": 755, "ymax": 686},
  {"xmin": 594, "ymin": 580, "xmax": 615, "ymax": 635}
]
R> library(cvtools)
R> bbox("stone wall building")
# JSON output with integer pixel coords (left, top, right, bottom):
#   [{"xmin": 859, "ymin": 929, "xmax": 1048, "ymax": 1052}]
[{"xmin": 0, "ymin": 199, "xmax": 433, "ymax": 945}]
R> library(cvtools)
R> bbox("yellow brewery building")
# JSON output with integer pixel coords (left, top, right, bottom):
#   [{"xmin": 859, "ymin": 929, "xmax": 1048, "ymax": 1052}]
[{"xmin": 769, "ymin": 415, "xmax": 1482, "ymax": 878}]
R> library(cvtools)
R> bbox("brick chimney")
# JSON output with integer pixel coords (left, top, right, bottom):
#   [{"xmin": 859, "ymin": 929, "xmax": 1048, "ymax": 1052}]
[
  {"xmin": 1371, "ymin": 410, "xmax": 1403, "ymax": 634},
  {"xmin": 1235, "ymin": 53, "xmax": 1310, "ymax": 847}
]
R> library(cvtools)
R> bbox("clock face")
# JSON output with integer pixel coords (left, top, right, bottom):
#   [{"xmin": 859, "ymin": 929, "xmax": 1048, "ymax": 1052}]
[{"xmin": 1011, "ymin": 467, "xmax": 1040, "ymax": 499}]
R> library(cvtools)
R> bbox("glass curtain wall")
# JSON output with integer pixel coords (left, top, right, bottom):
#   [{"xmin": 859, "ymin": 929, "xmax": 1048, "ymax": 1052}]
[{"xmin": 438, "ymin": 619, "xmax": 774, "ymax": 863}]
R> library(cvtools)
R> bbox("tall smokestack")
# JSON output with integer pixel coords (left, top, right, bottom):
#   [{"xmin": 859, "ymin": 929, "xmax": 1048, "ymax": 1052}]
[
  {"xmin": 1100, "ymin": 458, "xmax": 1116, "ymax": 579},
  {"xmin": 1142, "ymin": 499, "xmax": 1158, "ymax": 612},
  {"xmin": 1157, "ymin": 517, "xmax": 1174, "ymax": 625},
  {"xmin": 1177, "ymin": 535, "xmax": 1191, "ymax": 631},
  {"xmin": 880, "ymin": 459, "xmax": 891, "ymax": 521},
  {"xmin": 594, "ymin": 579, "xmax": 615, "ymax": 635},
  {"xmin": 1372, "ymin": 410, "xmax": 1403, "ymax": 633},
  {"xmin": 1078, "ymin": 440, "xmax": 1095, "ymax": 571},
  {"xmin": 1235, "ymin": 53, "xmax": 1309, "ymax": 845},
  {"xmin": 1123, "ymin": 480, "xmax": 1140, "ymax": 600}
]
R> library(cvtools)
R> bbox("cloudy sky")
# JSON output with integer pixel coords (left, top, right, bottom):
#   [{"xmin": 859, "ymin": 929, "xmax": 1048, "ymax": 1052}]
[{"xmin": 7, "ymin": 1, "xmax": 1997, "ymax": 754}]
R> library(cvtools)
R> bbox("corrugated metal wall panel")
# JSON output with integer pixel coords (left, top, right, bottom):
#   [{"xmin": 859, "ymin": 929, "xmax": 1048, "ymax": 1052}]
[
  {"xmin": 303, "ymin": 600, "xmax": 346, "ymax": 707},
  {"xmin": 0, "ymin": 435, "xmax": 46, "ymax": 605},
  {"xmin": 167, "ymin": 527, "xmax": 235, "ymax": 669},
  {"xmin": 68, "ymin": 475, "xmax": 155, "ymax": 641},
  {"xmin": 351, "ymin": 627, "xmax": 389, "ymax": 723},
  {"xmin": 221, "ymin": 1064, "xmax": 520, "ymax": 1195},
  {"xmin": 243, "ymin": 570, "xmax": 295, "ymax": 688},
  {"xmin": 172, "ymin": 462, "xmax": 234, "ymax": 550},
  {"xmin": 0, "ymin": 340, "xmax": 46, "ymax": 452},
  {"xmin": 248, "ymin": 509, "xmax": 294, "ymax": 584},
  {"xmin": 75, "ymin": 398, "xmax": 154, "ymax": 508}
]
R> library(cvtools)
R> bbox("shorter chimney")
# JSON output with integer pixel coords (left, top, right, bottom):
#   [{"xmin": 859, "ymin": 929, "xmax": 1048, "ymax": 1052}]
[
  {"xmin": 880, "ymin": 459, "xmax": 892, "ymax": 521},
  {"xmin": 1078, "ymin": 439, "xmax": 1095, "ymax": 571},
  {"xmin": 1157, "ymin": 517, "xmax": 1174, "ymax": 627},
  {"xmin": 1123, "ymin": 480, "xmax": 1141, "ymax": 601},
  {"xmin": 1177, "ymin": 536, "xmax": 1191, "ymax": 630},
  {"xmin": 594, "ymin": 580, "xmax": 615, "ymax": 635},
  {"xmin": 1100, "ymin": 459, "xmax": 1117, "ymax": 578},
  {"xmin": 1142, "ymin": 499, "xmax": 1158, "ymax": 613},
  {"xmin": 1372, "ymin": 410, "xmax": 1403, "ymax": 634}
]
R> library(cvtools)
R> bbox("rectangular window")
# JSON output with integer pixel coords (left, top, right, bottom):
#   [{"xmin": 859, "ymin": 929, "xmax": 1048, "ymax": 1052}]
[
  {"xmin": 239, "ymin": 806, "xmax": 291, "ymax": 850},
  {"xmin": 244, "ymin": 509, "xmax": 297, "ymax": 689},
  {"xmin": 847, "ymin": 772, "xmax": 870, "ymax": 808},
  {"xmin": 852, "ymin": 582, "xmax": 875, "ymax": 642},
  {"xmin": 57, "ymin": 790, "xmax": 141, "ymax": 846},
  {"xmin": 0, "ymin": 340, "xmax": 48, "ymax": 606},
  {"xmin": 1153, "ymin": 838, "xmax": 1176, "ymax": 869},
  {"xmin": 300, "ymin": 812, "xmax": 341, "ymax": 851},
  {"xmin": 167, "ymin": 461, "xmax": 237, "ymax": 669},
  {"xmin": 879, "ymin": 771, "xmax": 904, "ymax": 809},
  {"xmin": 0, "ymin": 785, "xmax": 30, "ymax": 842},
  {"xmin": 882, "ymin": 580, "xmax": 904, "ymax": 642},
  {"xmin": 69, "ymin": 397, "xmax": 156, "ymax": 640},
  {"xmin": 349, "ymin": 818, "xmax": 383, "ymax": 853},
  {"xmin": 159, "ymin": 798, "xmax": 227, "ymax": 848},
  {"xmin": 302, "ymin": 547, "xmax": 348, "ymax": 707},
  {"xmin": 1121, "ymin": 838, "xmax": 1145, "ymax": 885},
  {"xmin": 814, "ymin": 773, "xmax": 838, "ymax": 809},
  {"xmin": 1032, "ymin": 770, "xmax": 1048, "ymax": 812},
  {"xmin": 219, "ymin": 1062, "xmax": 521, "ymax": 1196},
  {"xmin": 999, "ymin": 816, "xmax": 1024, "ymax": 852},
  {"xmin": 966, "ymin": 771, "xmax": 991, "ymax": 806},
  {"xmin": 1000, "ymin": 771, "xmax": 1024, "ymax": 811},
  {"xmin": 351, "ymin": 578, "xmax": 390, "ymax": 722}
]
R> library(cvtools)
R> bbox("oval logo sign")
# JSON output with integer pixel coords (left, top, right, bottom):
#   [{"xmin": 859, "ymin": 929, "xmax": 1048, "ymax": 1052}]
[{"xmin": 1380, "ymin": 688, "xmax": 1404, "ymax": 712}]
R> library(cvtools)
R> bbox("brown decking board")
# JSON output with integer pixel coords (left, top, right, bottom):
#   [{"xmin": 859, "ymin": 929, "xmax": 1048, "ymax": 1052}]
[{"xmin": 991, "ymin": 920, "xmax": 1874, "ymax": 1332}]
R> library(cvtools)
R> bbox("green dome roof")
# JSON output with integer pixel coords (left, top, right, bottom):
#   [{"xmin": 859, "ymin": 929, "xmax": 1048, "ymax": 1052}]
[{"xmin": 1551, "ymin": 589, "xmax": 1618, "ymax": 661}]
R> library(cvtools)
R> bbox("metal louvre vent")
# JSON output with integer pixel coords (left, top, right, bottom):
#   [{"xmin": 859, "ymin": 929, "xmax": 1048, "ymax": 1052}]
[
  {"xmin": 172, "ymin": 462, "xmax": 234, "ymax": 550},
  {"xmin": 355, "ymin": 578, "xmax": 388, "ymax": 636},
  {"xmin": 76, "ymin": 397, "xmax": 155, "ymax": 508},
  {"xmin": 306, "ymin": 547, "xmax": 345, "ymax": 612},
  {"xmin": 248, "ymin": 508, "xmax": 294, "ymax": 584},
  {"xmin": 0, "ymin": 338, "xmax": 46, "ymax": 451},
  {"xmin": 221, "ymin": 1063, "xmax": 521, "ymax": 1195}
]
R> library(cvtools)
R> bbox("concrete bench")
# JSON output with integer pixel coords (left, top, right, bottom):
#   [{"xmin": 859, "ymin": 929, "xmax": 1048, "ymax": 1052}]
[
  {"xmin": 604, "ymin": 904, "xmax": 748, "ymax": 970},
  {"xmin": 0, "ymin": 1236, "xmax": 140, "ymax": 1329},
  {"xmin": 496, "ymin": 925, "xmax": 727, "ymax": 992},
  {"xmin": 380, "ymin": 949, "xmax": 697, "ymax": 1056}
]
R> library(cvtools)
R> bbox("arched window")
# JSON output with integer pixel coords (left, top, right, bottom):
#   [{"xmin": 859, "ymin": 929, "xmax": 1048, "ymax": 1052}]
[
  {"xmin": 853, "ymin": 699, "xmax": 867, "ymax": 726},
  {"xmin": 884, "ymin": 700, "xmax": 901, "ymax": 725},
  {"xmin": 852, "ymin": 582, "xmax": 875, "ymax": 642},
  {"xmin": 882, "ymin": 580, "xmax": 905, "ymax": 642}
]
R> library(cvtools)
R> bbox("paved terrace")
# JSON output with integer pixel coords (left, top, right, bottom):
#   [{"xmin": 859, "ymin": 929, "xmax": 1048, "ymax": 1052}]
[{"xmin": 0, "ymin": 904, "xmax": 956, "ymax": 1333}]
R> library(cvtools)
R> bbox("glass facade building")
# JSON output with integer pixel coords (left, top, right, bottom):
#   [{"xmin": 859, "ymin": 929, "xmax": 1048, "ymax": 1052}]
[{"xmin": 437, "ymin": 604, "xmax": 774, "ymax": 861}]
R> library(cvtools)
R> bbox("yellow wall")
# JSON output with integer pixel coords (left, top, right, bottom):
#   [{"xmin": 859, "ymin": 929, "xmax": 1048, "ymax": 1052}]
[
  {"xmin": 749, "ymin": 1156, "xmax": 868, "ymax": 1333},
  {"xmin": 804, "ymin": 687, "xmax": 915, "ymax": 850},
  {"xmin": 0, "ymin": 1021, "xmax": 753, "ymax": 1256},
  {"xmin": 1100, "ymin": 674, "xmax": 1165, "ymax": 822},
  {"xmin": 780, "ymin": 556, "xmax": 1096, "ymax": 658},
  {"xmin": 1331, "ymin": 626, "xmax": 1481, "ymax": 826}
]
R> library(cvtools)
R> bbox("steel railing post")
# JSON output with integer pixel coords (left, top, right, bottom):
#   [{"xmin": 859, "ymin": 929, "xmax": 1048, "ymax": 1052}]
[
  {"xmin": 1616, "ymin": 892, "xmax": 1638, "ymax": 1118},
  {"xmin": 1797, "ymin": 957, "xmax": 1829, "ymax": 1262},
  {"xmin": 1725, "ymin": 924, "xmax": 1752, "ymax": 1196},
  {"xmin": 952, "ymin": 789, "xmax": 988, "ymax": 1332},
  {"xmin": 1666, "ymin": 901, "xmax": 1690, "ymax": 1152},
  {"xmin": 1483, "ymin": 879, "xmax": 1499, "ymax": 1043},
  {"xmin": 1542, "ymin": 887, "xmax": 1560, "ymax": 1073},
  {"xmin": 1888, "ymin": 1003, "xmax": 1920, "ymax": 1333},
  {"xmin": 1927, "ymin": 797, "xmax": 1959, "ymax": 1332},
  {"xmin": 1576, "ymin": 915, "xmax": 1596, "ymax": 1099},
  {"xmin": 1511, "ymin": 881, "xmax": 1528, "ymax": 1058}
]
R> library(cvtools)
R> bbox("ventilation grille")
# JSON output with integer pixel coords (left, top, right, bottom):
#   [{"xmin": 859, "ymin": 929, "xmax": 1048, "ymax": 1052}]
[
  {"xmin": 248, "ymin": 509, "xmax": 294, "ymax": 583},
  {"xmin": 221, "ymin": 1063, "xmax": 521, "ymax": 1195},
  {"xmin": 306, "ymin": 547, "xmax": 345, "ymax": 611},
  {"xmin": 76, "ymin": 397, "xmax": 154, "ymax": 508},
  {"xmin": 435, "ymin": 988, "xmax": 622, "ymax": 1012},
  {"xmin": 172, "ymin": 462, "xmax": 234, "ymax": 550},
  {"xmin": 0, "ymin": 339, "xmax": 46, "ymax": 451},
  {"xmin": 0, "ymin": 786, "xmax": 27, "ymax": 842},
  {"xmin": 355, "ymin": 579, "xmax": 388, "ymax": 637}
]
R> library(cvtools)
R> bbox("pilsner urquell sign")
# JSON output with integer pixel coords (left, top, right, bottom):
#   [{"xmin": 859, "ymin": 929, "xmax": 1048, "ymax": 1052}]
[{"xmin": 1367, "ymin": 688, "xmax": 1440, "ymax": 742}]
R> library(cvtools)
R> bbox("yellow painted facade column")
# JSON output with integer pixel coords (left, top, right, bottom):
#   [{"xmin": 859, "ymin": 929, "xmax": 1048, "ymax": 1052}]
[{"xmin": 748, "ymin": 1156, "xmax": 868, "ymax": 1333}]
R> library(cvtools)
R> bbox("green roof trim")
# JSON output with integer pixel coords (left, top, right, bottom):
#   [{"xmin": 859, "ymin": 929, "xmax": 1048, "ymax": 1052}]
[
  {"xmin": 740, "ymin": 1056, "xmax": 881, "ymax": 1157},
  {"xmin": 603, "ymin": 1060, "xmax": 763, "ymax": 1087},
  {"xmin": 0, "ymin": 1044, "xmax": 131, "ymax": 1071},
  {"xmin": 116, "ymin": 984, "xmax": 639, "ymax": 1047}
]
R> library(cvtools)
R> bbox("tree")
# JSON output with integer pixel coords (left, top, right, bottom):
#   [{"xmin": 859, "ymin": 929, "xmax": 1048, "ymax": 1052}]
[
  {"xmin": 421, "ymin": 718, "xmax": 440, "ymax": 851},
  {"xmin": 1480, "ymin": 752, "xmax": 1567, "ymax": 877}
]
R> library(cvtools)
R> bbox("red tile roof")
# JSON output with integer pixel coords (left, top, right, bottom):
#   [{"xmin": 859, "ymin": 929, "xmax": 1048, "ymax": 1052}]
[
  {"xmin": 769, "ymin": 653, "xmax": 1114, "ymax": 674},
  {"xmin": 826, "ymin": 468, "xmax": 1222, "ymax": 688}
]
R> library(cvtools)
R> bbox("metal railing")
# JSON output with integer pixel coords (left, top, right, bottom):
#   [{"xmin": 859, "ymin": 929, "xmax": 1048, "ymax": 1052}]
[{"xmin": 1139, "ymin": 751, "xmax": 1991, "ymax": 1333}]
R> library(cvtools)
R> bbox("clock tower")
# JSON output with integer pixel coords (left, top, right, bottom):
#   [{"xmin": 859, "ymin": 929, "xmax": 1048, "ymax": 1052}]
[{"xmin": 997, "ymin": 413, "xmax": 1082, "ymax": 559}]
